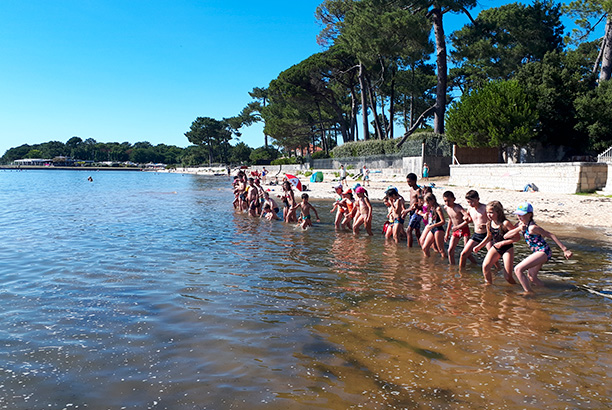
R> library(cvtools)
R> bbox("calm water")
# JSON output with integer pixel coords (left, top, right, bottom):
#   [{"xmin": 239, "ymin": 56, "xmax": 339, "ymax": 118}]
[{"xmin": 1, "ymin": 170, "xmax": 611, "ymax": 409}]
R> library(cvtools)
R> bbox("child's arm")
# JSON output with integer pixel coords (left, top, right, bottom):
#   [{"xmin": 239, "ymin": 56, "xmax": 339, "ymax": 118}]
[
  {"xmin": 535, "ymin": 226, "xmax": 573, "ymax": 259},
  {"xmin": 491, "ymin": 220, "xmax": 520, "ymax": 249},
  {"xmin": 311, "ymin": 205, "xmax": 320, "ymax": 221},
  {"xmin": 444, "ymin": 209, "xmax": 453, "ymax": 241},
  {"xmin": 365, "ymin": 198, "xmax": 373, "ymax": 222}
]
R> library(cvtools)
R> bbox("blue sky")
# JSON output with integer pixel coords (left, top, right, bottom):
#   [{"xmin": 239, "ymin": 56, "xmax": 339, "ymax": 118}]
[{"xmin": 0, "ymin": 1, "xmax": 596, "ymax": 157}]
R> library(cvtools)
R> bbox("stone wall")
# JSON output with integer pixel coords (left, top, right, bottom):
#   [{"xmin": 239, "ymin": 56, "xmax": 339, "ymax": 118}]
[
  {"xmin": 313, "ymin": 154, "xmax": 451, "ymax": 177},
  {"xmin": 449, "ymin": 162, "xmax": 609, "ymax": 194}
]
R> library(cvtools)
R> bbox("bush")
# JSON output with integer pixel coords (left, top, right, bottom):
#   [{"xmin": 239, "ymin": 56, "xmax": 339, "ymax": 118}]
[
  {"xmin": 311, "ymin": 150, "xmax": 330, "ymax": 159},
  {"xmin": 330, "ymin": 132, "xmax": 450, "ymax": 158},
  {"xmin": 271, "ymin": 157, "xmax": 298, "ymax": 165}
]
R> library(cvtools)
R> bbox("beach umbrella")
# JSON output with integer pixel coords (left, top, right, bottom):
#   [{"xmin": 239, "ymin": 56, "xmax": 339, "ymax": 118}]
[{"xmin": 285, "ymin": 174, "xmax": 303, "ymax": 191}]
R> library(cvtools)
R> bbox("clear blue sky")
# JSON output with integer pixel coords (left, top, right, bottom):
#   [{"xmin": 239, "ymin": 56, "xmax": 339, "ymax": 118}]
[{"xmin": 0, "ymin": 1, "xmax": 594, "ymax": 157}]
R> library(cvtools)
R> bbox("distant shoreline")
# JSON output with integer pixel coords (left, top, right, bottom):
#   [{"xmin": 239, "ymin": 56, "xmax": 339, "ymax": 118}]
[{"xmin": 0, "ymin": 165, "xmax": 146, "ymax": 171}]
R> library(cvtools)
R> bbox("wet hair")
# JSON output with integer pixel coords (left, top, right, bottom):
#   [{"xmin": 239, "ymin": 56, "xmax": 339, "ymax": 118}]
[
  {"xmin": 301, "ymin": 193, "xmax": 309, "ymax": 200},
  {"xmin": 443, "ymin": 190, "xmax": 455, "ymax": 199},
  {"xmin": 282, "ymin": 181, "xmax": 292, "ymax": 190},
  {"xmin": 248, "ymin": 178, "xmax": 254, "ymax": 184},
  {"xmin": 423, "ymin": 186, "xmax": 433, "ymax": 194},
  {"xmin": 406, "ymin": 173, "xmax": 417, "ymax": 182},
  {"xmin": 486, "ymin": 201, "xmax": 506, "ymax": 223},
  {"xmin": 263, "ymin": 204, "xmax": 271, "ymax": 211},
  {"xmin": 465, "ymin": 190, "xmax": 479, "ymax": 200},
  {"xmin": 385, "ymin": 188, "xmax": 399, "ymax": 197}
]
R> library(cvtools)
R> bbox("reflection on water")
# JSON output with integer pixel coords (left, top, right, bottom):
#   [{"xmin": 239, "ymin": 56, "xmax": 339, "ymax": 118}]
[{"xmin": 0, "ymin": 170, "xmax": 611, "ymax": 409}]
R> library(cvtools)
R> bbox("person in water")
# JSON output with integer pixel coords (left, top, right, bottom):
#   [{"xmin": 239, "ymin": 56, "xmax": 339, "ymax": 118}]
[
  {"xmin": 293, "ymin": 193, "xmax": 320, "ymax": 229},
  {"xmin": 473, "ymin": 201, "xmax": 519, "ymax": 285},
  {"xmin": 505, "ymin": 202, "xmax": 573, "ymax": 294},
  {"xmin": 443, "ymin": 191, "xmax": 470, "ymax": 265},
  {"xmin": 459, "ymin": 190, "xmax": 488, "ymax": 268}
]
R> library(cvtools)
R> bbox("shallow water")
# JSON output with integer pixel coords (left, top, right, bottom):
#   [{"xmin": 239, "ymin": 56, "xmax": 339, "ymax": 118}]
[{"xmin": 0, "ymin": 170, "xmax": 611, "ymax": 409}]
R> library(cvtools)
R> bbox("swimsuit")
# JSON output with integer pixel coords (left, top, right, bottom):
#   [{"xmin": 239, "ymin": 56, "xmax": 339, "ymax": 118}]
[
  {"xmin": 452, "ymin": 225, "xmax": 471, "ymax": 238},
  {"xmin": 490, "ymin": 223, "xmax": 513, "ymax": 256},
  {"xmin": 394, "ymin": 217, "xmax": 405, "ymax": 224},
  {"xmin": 428, "ymin": 208, "xmax": 443, "ymax": 233},
  {"xmin": 524, "ymin": 221, "xmax": 552, "ymax": 260},
  {"xmin": 471, "ymin": 232, "xmax": 487, "ymax": 243},
  {"xmin": 408, "ymin": 210, "xmax": 422, "ymax": 229}
]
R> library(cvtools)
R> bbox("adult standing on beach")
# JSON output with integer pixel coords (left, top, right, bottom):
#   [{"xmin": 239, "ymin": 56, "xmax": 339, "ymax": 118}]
[
  {"xmin": 422, "ymin": 162, "xmax": 429, "ymax": 180},
  {"xmin": 340, "ymin": 165, "xmax": 347, "ymax": 187}
]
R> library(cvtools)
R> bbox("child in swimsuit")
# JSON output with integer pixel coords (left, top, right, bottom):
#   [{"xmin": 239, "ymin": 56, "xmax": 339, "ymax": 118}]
[
  {"xmin": 473, "ymin": 201, "xmax": 520, "ymax": 285},
  {"xmin": 386, "ymin": 187, "xmax": 406, "ymax": 243},
  {"xmin": 293, "ymin": 193, "xmax": 320, "ymax": 229},
  {"xmin": 420, "ymin": 193, "xmax": 446, "ymax": 259},
  {"xmin": 459, "ymin": 190, "xmax": 488, "ymax": 268},
  {"xmin": 505, "ymin": 202, "xmax": 573, "ymax": 294},
  {"xmin": 443, "ymin": 191, "xmax": 471, "ymax": 265}
]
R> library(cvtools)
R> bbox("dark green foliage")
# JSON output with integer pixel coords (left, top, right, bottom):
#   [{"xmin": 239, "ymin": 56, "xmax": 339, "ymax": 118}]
[
  {"xmin": 249, "ymin": 147, "xmax": 280, "ymax": 164},
  {"xmin": 311, "ymin": 150, "xmax": 330, "ymax": 159},
  {"xmin": 271, "ymin": 157, "xmax": 300, "ymax": 165},
  {"xmin": 575, "ymin": 80, "xmax": 612, "ymax": 152},
  {"xmin": 446, "ymin": 80, "xmax": 538, "ymax": 148},
  {"xmin": 330, "ymin": 132, "xmax": 449, "ymax": 157},
  {"xmin": 450, "ymin": 1, "xmax": 565, "ymax": 91}
]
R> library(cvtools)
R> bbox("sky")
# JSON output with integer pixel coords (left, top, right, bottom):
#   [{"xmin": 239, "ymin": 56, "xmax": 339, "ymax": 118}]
[{"xmin": 0, "ymin": 1, "xmax": 596, "ymax": 157}]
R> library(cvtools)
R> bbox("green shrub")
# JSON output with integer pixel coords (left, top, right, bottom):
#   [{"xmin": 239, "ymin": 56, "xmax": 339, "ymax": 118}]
[
  {"xmin": 304, "ymin": 171, "xmax": 313, "ymax": 177},
  {"xmin": 271, "ymin": 157, "xmax": 298, "ymax": 165},
  {"xmin": 311, "ymin": 150, "xmax": 330, "ymax": 159}
]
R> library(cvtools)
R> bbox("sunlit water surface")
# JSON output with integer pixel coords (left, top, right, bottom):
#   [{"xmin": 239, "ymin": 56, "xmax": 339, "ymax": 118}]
[{"xmin": 1, "ymin": 170, "xmax": 611, "ymax": 409}]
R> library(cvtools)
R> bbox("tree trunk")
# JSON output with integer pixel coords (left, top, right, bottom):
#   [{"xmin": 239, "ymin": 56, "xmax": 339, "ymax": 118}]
[
  {"xmin": 349, "ymin": 87, "xmax": 358, "ymax": 141},
  {"xmin": 366, "ymin": 76, "xmax": 384, "ymax": 139},
  {"xmin": 389, "ymin": 76, "xmax": 395, "ymax": 139},
  {"xmin": 431, "ymin": 8, "xmax": 447, "ymax": 134},
  {"xmin": 600, "ymin": 16, "xmax": 612, "ymax": 83},
  {"xmin": 358, "ymin": 62, "xmax": 370, "ymax": 140}
]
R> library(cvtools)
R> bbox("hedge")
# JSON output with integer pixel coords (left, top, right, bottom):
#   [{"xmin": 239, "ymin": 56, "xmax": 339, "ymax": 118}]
[{"xmin": 330, "ymin": 132, "xmax": 451, "ymax": 158}]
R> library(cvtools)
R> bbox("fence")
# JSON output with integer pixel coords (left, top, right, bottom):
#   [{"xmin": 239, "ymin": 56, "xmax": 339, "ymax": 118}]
[{"xmin": 598, "ymin": 146, "xmax": 612, "ymax": 163}]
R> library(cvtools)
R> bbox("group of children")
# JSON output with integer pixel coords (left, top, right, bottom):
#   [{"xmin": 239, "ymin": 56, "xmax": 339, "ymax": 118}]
[
  {"xmin": 232, "ymin": 170, "xmax": 320, "ymax": 229},
  {"xmin": 233, "ymin": 170, "xmax": 573, "ymax": 294}
]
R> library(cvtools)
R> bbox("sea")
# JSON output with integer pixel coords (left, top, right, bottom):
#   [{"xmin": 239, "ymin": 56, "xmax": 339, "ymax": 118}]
[{"xmin": 1, "ymin": 169, "xmax": 611, "ymax": 409}]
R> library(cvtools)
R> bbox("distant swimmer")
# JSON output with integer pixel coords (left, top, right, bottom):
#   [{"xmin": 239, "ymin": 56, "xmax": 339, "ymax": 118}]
[{"xmin": 87, "ymin": 176, "xmax": 93, "ymax": 182}]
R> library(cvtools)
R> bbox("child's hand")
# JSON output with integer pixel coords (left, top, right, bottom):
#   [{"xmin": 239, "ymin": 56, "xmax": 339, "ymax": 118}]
[
  {"xmin": 564, "ymin": 249, "xmax": 573, "ymax": 259},
  {"xmin": 316, "ymin": 219, "xmax": 321, "ymax": 223},
  {"xmin": 473, "ymin": 244, "xmax": 483, "ymax": 253},
  {"xmin": 444, "ymin": 234, "xmax": 449, "ymax": 242}
]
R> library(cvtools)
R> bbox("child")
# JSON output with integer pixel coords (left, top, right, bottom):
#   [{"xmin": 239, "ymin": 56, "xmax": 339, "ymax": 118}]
[
  {"xmin": 386, "ymin": 187, "xmax": 406, "ymax": 243},
  {"xmin": 443, "ymin": 191, "xmax": 471, "ymax": 265},
  {"xmin": 331, "ymin": 186, "xmax": 349, "ymax": 229},
  {"xmin": 262, "ymin": 191, "xmax": 280, "ymax": 216},
  {"xmin": 340, "ymin": 191, "xmax": 356, "ymax": 230},
  {"xmin": 506, "ymin": 202, "xmax": 572, "ymax": 294},
  {"xmin": 459, "ymin": 190, "xmax": 489, "ymax": 268},
  {"xmin": 473, "ymin": 201, "xmax": 519, "ymax": 285},
  {"xmin": 352, "ymin": 186, "xmax": 373, "ymax": 235},
  {"xmin": 420, "ymin": 193, "xmax": 446, "ymax": 258},
  {"xmin": 293, "ymin": 193, "xmax": 320, "ymax": 229},
  {"xmin": 382, "ymin": 195, "xmax": 394, "ymax": 238},
  {"xmin": 281, "ymin": 181, "xmax": 297, "ymax": 223},
  {"xmin": 262, "ymin": 204, "xmax": 280, "ymax": 221},
  {"xmin": 363, "ymin": 166, "xmax": 370, "ymax": 186},
  {"xmin": 405, "ymin": 173, "xmax": 423, "ymax": 247}
]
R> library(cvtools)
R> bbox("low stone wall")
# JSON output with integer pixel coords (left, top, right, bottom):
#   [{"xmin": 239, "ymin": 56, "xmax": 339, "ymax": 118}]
[
  {"xmin": 449, "ymin": 162, "xmax": 609, "ymax": 193},
  {"xmin": 313, "ymin": 155, "xmax": 451, "ymax": 177}
]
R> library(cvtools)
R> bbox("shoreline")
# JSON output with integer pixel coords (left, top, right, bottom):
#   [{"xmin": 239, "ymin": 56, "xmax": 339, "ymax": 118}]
[{"xmin": 167, "ymin": 168, "xmax": 612, "ymax": 231}]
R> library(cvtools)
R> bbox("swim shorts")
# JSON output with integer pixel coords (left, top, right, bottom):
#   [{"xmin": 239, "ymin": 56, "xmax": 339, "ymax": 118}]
[
  {"xmin": 394, "ymin": 217, "xmax": 405, "ymax": 225},
  {"xmin": 471, "ymin": 232, "xmax": 487, "ymax": 243},
  {"xmin": 452, "ymin": 225, "xmax": 471, "ymax": 238},
  {"xmin": 493, "ymin": 244, "xmax": 513, "ymax": 256},
  {"xmin": 408, "ymin": 212, "xmax": 422, "ymax": 229}
]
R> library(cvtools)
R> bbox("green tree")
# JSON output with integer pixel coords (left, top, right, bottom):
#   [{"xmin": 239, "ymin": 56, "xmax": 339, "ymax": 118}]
[
  {"xmin": 575, "ymin": 79, "xmax": 612, "ymax": 151},
  {"xmin": 446, "ymin": 79, "xmax": 538, "ymax": 151},
  {"xmin": 564, "ymin": 0, "xmax": 612, "ymax": 83},
  {"xmin": 26, "ymin": 149, "xmax": 44, "ymax": 158},
  {"xmin": 249, "ymin": 146, "xmax": 279, "ymax": 164},
  {"xmin": 184, "ymin": 117, "xmax": 233, "ymax": 165},
  {"xmin": 450, "ymin": 1, "xmax": 565, "ymax": 91},
  {"xmin": 229, "ymin": 142, "xmax": 253, "ymax": 164},
  {"xmin": 514, "ymin": 49, "xmax": 596, "ymax": 149}
]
